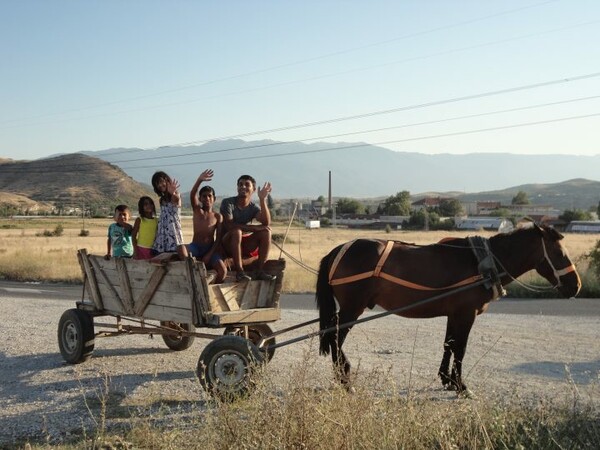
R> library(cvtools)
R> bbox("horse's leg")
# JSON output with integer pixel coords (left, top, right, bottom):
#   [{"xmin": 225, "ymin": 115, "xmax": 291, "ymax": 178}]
[
  {"xmin": 329, "ymin": 308, "xmax": 362, "ymax": 387},
  {"xmin": 438, "ymin": 321, "xmax": 454, "ymax": 390},
  {"xmin": 447, "ymin": 312, "xmax": 476, "ymax": 395}
]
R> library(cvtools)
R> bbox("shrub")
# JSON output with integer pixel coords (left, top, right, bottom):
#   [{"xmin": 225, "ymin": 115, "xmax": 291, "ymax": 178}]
[
  {"xmin": 53, "ymin": 224, "xmax": 64, "ymax": 237},
  {"xmin": 79, "ymin": 229, "xmax": 90, "ymax": 237}
]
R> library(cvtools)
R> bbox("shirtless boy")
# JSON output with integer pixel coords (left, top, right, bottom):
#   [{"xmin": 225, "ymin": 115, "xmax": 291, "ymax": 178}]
[{"xmin": 188, "ymin": 169, "xmax": 227, "ymax": 283}]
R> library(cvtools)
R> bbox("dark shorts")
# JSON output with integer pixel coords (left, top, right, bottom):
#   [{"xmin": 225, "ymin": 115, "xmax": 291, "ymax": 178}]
[{"xmin": 187, "ymin": 242, "xmax": 223, "ymax": 267}]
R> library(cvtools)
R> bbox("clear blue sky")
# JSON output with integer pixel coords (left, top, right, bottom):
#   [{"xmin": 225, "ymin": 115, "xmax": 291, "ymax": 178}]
[{"xmin": 2, "ymin": 0, "xmax": 600, "ymax": 161}]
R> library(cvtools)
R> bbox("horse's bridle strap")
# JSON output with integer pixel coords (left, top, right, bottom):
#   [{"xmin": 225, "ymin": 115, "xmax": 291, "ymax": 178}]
[{"xmin": 541, "ymin": 238, "xmax": 577, "ymax": 286}]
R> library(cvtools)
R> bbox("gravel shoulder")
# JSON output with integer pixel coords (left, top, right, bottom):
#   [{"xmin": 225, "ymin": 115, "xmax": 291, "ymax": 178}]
[{"xmin": 1, "ymin": 294, "xmax": 599, "ymax": 446}]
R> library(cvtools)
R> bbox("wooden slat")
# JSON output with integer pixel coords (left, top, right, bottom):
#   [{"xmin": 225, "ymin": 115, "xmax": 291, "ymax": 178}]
[
  {"xmin": 256, "ymin": 280, "xmax": 271, "ymax": 308},
  {"xmin": 209, "ymin": 285, "xmax": 230, "ymax": 312},
  {"xmin": 142, "ymin": 304, "xmax": 192, "ymax": 323},
  {"xmin": 78, "ymin": 249, "xmax": 104, "ymax": 311},
  {"xmin": 89, "ymin": 256, "xmax": 131, "ymax": 314},
  {"xmin": 134, "ymin": 265, "xmax": 167, "ymax": 316},
  {"xmin": 239, "ymin": 281, "xmax": 260, "ymax": 309},
  {"xmin": 116, "ymin": 258, "xmax": 135, "ymax": 314},
  {"xmin": 131, "ymin": 289, "xmax": 191, "ymax": 309},
  {"xmin": 185, "ymin": 257, "xmax": 202, "ymax": 326},
  {"xmin": 205, "ymin": 308, "xmax": 280, "ymax": 326},
  {"xmin": 194, "ymin": 261, "xmax": 211, "ymax": 325}
]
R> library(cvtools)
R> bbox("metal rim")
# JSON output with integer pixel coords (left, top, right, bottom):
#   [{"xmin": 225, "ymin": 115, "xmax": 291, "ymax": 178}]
[
  {"xmin": 209, "ymin": 349, "xmax": 249, "ymax": 390},
  {"xmin": 62, "ymin": 321, "xmax": 79, "ymax": 354}
]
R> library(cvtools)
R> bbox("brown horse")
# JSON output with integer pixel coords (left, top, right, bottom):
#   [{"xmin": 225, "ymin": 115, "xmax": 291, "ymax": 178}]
[{"xmin": 315, "ymin": 223, "xmax": 581, "ymax": 395}]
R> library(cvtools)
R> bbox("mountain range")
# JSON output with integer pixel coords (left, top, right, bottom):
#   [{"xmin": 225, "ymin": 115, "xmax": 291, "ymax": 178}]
[
  {"xmin": 1, "ymin": 140, "xmax": 600, "ymax": 213},
  {"xmin": 85, "ymin": 139, "xmax": 600, "ymax": 201}
]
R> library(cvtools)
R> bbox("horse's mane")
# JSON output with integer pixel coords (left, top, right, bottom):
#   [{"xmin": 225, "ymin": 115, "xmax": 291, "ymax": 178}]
[{"xmin": 490, "ymin": 222, "xmax": 564, "ymax": 244}]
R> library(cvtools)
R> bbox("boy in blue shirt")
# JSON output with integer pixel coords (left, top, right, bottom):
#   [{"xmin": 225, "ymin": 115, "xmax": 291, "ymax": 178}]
[{"xmin": 105, "ymin": 205, "xmax": 134, "ymax": 259}]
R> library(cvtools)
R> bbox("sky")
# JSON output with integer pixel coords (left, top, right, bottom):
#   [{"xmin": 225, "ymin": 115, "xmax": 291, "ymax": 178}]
[{"xmin": 2, "ymin": 0, "xmax": 600, "ymax": 161}]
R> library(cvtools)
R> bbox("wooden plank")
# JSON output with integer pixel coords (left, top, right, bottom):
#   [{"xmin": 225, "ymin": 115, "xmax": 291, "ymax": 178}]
[
  {"xmin": 239, "ymin": 281, "xmax": 260, "ymax": 310},
  {"xmin": 209, "ymin": 285, "xmax": 230, "ymax": 312},
  {"xmin": 133, "ymin": 265, "xmax": 167, "ymax": 316},
  {"xmin": 222, "ymin": 285, "xmax": 241, "ymax": 311},
  {"xmin": 193, "ymin": 261, "xmax": 211, "ymax": 326},
  {"xmin": 89, "ymin": 256, "xmax": 131, "ymax": 314},
  {"xmin": 185, "ymin": 257, "xmax": 202, "ymax": 326},
  {"xmin": 131, "ymin": 289, "xmax": 191, "ymax": 310},
  {"xmin": 116, "ymin": 258, "xmax": 135, "ymax": 314},
  {"xmin": 95, "ymin": 282, "xmax": 126, "ymax": 314},
  {"xmin": 205, "ymin": 308, "xmax": 280, "ymax": 326},
  {"xmin": 256, "ymin": 280, "xmax": 271, "ymax": 308},
  {"xmin": 142, "ymin": 304, "xmax": 192, "ymax": 323},
  {"xmin": 78, "ymin": 250, "xmax": 104, "ymax": 311}
]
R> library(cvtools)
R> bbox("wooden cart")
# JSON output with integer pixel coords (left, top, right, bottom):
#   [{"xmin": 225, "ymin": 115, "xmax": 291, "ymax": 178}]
[{"xmin": 57, "ymin": 249, "xmax": 285, "ymax": 397}]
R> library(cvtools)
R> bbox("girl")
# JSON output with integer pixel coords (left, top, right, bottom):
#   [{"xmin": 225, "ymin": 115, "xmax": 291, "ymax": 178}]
[
  {"xmin": 132, "ymin": 196, "xmax": 157, "ymax": 260},
  {"xmin": 151, "ymin": 171, "xmax": 189, "ymax": 260}
]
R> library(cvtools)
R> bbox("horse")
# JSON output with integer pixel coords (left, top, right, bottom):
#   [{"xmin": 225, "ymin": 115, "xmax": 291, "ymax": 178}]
[{"xmin": 315, "ymin": 223, "xmax": 581, "ymax": 395}]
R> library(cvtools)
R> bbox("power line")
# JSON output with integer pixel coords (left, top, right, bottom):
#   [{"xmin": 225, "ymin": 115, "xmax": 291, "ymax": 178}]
[
  {"xmin": 0, "ymin": 0, "xmax": 558, "ymax": 127},
  {"xmin": 1, "ymin": 111, "xmax": 598, "ymax": 174},
  {"xmin": 100, "ymin": 94, "xmax": 600, "ymax": 165}
]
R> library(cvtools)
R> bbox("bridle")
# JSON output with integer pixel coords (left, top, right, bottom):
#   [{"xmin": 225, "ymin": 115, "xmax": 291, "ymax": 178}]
[{"xmin": 541, "ymin": 237, "xmax": 577, "ymax": 288}]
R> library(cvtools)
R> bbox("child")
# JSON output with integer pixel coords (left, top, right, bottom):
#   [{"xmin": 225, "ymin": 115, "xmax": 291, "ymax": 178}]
[
  {"xmin": 151, "ymin": 171, "xmax": 188, "ymax": 260},
  {"xmin": 105, "ymin": 205, "xmax": 134, "ymax": 259},
  {"xmin": 188, "ymin": 169, "xmax": 227, "ymax": 283},
  {"xmin": 132, "ymin": 196, "xmax": 157, "ymax": 260}
]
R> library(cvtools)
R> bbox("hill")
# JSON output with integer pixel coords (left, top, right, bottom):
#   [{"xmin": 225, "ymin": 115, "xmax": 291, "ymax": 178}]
[
  {"xmin": 86, "ymin": 139, "xmax": 600, "ymax": 209},
  {"xmin": 0, "ymin": 153, "xmax": 154, "ymax": 214}
]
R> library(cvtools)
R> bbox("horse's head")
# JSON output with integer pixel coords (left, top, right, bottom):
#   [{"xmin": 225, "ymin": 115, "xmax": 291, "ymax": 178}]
[{"xmin": 532, "ymin": 224, "xmax": 581, "ymax": 298}]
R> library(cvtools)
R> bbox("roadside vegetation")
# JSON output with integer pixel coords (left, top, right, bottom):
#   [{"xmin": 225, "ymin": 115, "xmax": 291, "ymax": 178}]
[
  {"xmin": 0, "ymin": 217, "xmax": 599, "ymax": 296},
  {"xmin": 26, "ymin": 352, "xmax": 600, "ymax": 449}
]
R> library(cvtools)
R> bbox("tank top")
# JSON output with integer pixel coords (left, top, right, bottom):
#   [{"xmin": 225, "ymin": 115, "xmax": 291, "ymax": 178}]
[{"xmin": 137, "ymin": 217, "xmax": 158, "ymax": 248}]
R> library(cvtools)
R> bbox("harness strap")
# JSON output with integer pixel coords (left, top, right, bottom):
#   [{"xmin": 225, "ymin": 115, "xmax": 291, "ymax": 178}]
[
  {"xmin": 328, "ymin": 239, "xmax": 356, "ymax": 283},
  {"xmin": 329, "ymin": 239, "xmax": 485, "ymax": 291}
]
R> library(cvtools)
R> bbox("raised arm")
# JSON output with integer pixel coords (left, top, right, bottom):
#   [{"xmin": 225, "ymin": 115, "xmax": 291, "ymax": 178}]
[
  {"xmin": 167, "ymin": 178, "xmax": 182, "ymax": 207},
  {"xmin": 190, "ymin": 169, "xmax": 214, "ymax": 209},
  {"xmin": 256, "ymin": 182, "xmax": 272, "ymax": 226}
]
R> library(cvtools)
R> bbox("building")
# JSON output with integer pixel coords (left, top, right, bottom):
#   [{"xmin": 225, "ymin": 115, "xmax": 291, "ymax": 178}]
[
  {"xmin": 455, "ymin": 217, "xmax": 514, "ymax": 233},
  {"xmin": 565, "ymin": 221, "xmax": 600, "ymax": 233}
]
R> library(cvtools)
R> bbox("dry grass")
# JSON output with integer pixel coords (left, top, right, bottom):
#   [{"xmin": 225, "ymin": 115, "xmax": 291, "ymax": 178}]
[
  {"xmin": 39, "ymin": 350, "xmax": 600, "ymax": 449},
  {"xmin": 0, "ymin": 217, "xmax": 597, "ymax": 293}
]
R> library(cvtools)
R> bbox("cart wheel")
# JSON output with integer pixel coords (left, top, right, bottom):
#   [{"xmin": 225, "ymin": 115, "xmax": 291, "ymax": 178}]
[
  {"xmin": 58, "ymin": 308, "xmax": 95, "ymax": 364},
  {"xmin": 224, "ymin": 323, "xmax": 276, "ymax": 362},
  {"xmin": 197, "ymin": 335, "xmax": 264, "ymax": 400},
  {"xmin": 160, "ymin": 321, "xmax": 195, "ymax": 351}
]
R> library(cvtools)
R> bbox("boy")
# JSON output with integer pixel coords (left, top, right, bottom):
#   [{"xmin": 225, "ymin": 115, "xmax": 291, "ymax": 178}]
[
  {"xmin": 220, "ymin": 174, "xmax": 275, "ymax": 282},
  {"xmin": 105, "ymin": 205, "xmax": 134, "ymax": 259},
  {"xmin": 188, "ymin": 169, "xmax": 227, "ymax": 283}
]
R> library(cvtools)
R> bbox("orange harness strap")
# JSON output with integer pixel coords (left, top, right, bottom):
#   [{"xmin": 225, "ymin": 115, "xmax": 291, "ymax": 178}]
[{"xmin": 329, "ymin": 240, "xmax": 484, "ymax": 291}]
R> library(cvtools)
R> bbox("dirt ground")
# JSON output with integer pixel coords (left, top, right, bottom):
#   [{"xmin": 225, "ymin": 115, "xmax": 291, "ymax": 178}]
[{"xmin": 1, "ymin": 294, "xmax": 599, "ymax": 445}]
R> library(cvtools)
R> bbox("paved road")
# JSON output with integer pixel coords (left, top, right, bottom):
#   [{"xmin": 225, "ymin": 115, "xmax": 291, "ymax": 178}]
[{"xmin": 0, "ymin": 280, "xmax": 598, "ymax": 316}]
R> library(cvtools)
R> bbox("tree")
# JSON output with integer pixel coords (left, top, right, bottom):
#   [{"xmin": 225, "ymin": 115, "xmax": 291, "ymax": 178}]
[
  {"xmin": 511, "ymin": 191, "xmax": 530, "ymax": 205},
  {"xmin": 336, "ymin": 198, "xmax": 364, "ymax": 214},
  {"xmin": 377, "ymin": 191, "xmax": 411, "ymax": 216},
  {"xmin": 559, "ymin": 209, "xmax": 592, "ymax": 223},
  {"xmin": 316, "ymin": 195, "xmax": 325, "ymax": 203},
  {"xmin": 438, "ymin": 198, "xmax": 463, "ymax": 217}
]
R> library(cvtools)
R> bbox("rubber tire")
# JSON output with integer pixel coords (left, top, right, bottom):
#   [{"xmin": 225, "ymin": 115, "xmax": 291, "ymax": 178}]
[
  {"xmin": 197, "ymin": 335, "xmax": 264, "ymax": 400},
  {"xmin": 58, "ymin": 308, "xmax": 95, "ymax": 364},
  {"xmin": 160, "ymin": 321, "xmax": 195, "ymax": 351},
  {"xmin": 223, "ymin": 323, "xmax": 276, "ymax": 362}
]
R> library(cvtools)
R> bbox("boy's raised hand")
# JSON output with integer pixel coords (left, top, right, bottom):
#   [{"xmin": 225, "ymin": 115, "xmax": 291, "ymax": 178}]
[
  {"xmin": 257, "ymin": 182, "xmax": 272, "ymax": 201},
  {"xmin": 199, "ymin": 169, "xmax": 214, "ymax": 182}
]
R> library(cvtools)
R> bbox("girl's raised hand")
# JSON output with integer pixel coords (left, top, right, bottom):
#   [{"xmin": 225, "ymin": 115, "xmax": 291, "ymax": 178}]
[{"xmin": 167, "ymin": 178, "xmax": 180, "ymax": 194}]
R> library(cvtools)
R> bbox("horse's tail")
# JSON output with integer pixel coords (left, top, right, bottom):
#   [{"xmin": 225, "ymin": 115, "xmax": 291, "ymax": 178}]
[{"xmin": 315, "ymin": 247, "xmax": 339, "ymax": 356}]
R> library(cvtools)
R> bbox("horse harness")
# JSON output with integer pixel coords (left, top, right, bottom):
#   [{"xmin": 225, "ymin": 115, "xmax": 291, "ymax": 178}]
[{"xmin": 328, "ymin": 238, "xmax": 505, "ymax": 300}]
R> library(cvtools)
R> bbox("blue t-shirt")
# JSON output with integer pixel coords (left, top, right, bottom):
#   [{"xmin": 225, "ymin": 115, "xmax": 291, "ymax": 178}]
[{"xmin": 108, "ymin": 223, "xmax": 133, "ymax": 257}]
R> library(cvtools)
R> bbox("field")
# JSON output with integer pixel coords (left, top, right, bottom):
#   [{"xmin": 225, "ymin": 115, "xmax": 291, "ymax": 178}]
[
  {"xmin": 1, "ymin": 217, "xmax": 599, "ymax": 448},
  {"xmin": 0, "ymin": 216, "xmax": 598, "ymax": 294}
]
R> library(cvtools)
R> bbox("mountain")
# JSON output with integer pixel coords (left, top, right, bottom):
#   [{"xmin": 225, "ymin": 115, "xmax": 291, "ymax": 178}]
[
  {"xmin": 0, "ymin": 154, "xmax": 154, "ymax": 213},
  {"xmin": 86, "ymin": 140, "xmax": 600, "ymax": 205}
]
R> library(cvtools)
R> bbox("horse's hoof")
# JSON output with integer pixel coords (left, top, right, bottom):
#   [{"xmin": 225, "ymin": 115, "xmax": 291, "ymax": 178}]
[{"xmin": 457, "ymin": 388, "xmax": 476, "ymax": 399}]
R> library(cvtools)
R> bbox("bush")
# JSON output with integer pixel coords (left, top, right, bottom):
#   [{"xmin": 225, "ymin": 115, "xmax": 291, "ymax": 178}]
[
  {"xmin": 385, "ymin": 224, "xmax": 392, "ymax": 234},
  {"xmin": 585, "ymin": 239, "xmax": 600, "ymax": 280},
  {"xmin": 53, "ymin": 224, "xmax": 64, "ymax": 237},
  {"xmin": 79, "ymin": 229, "xmax": 90, "ymax": 237}
]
